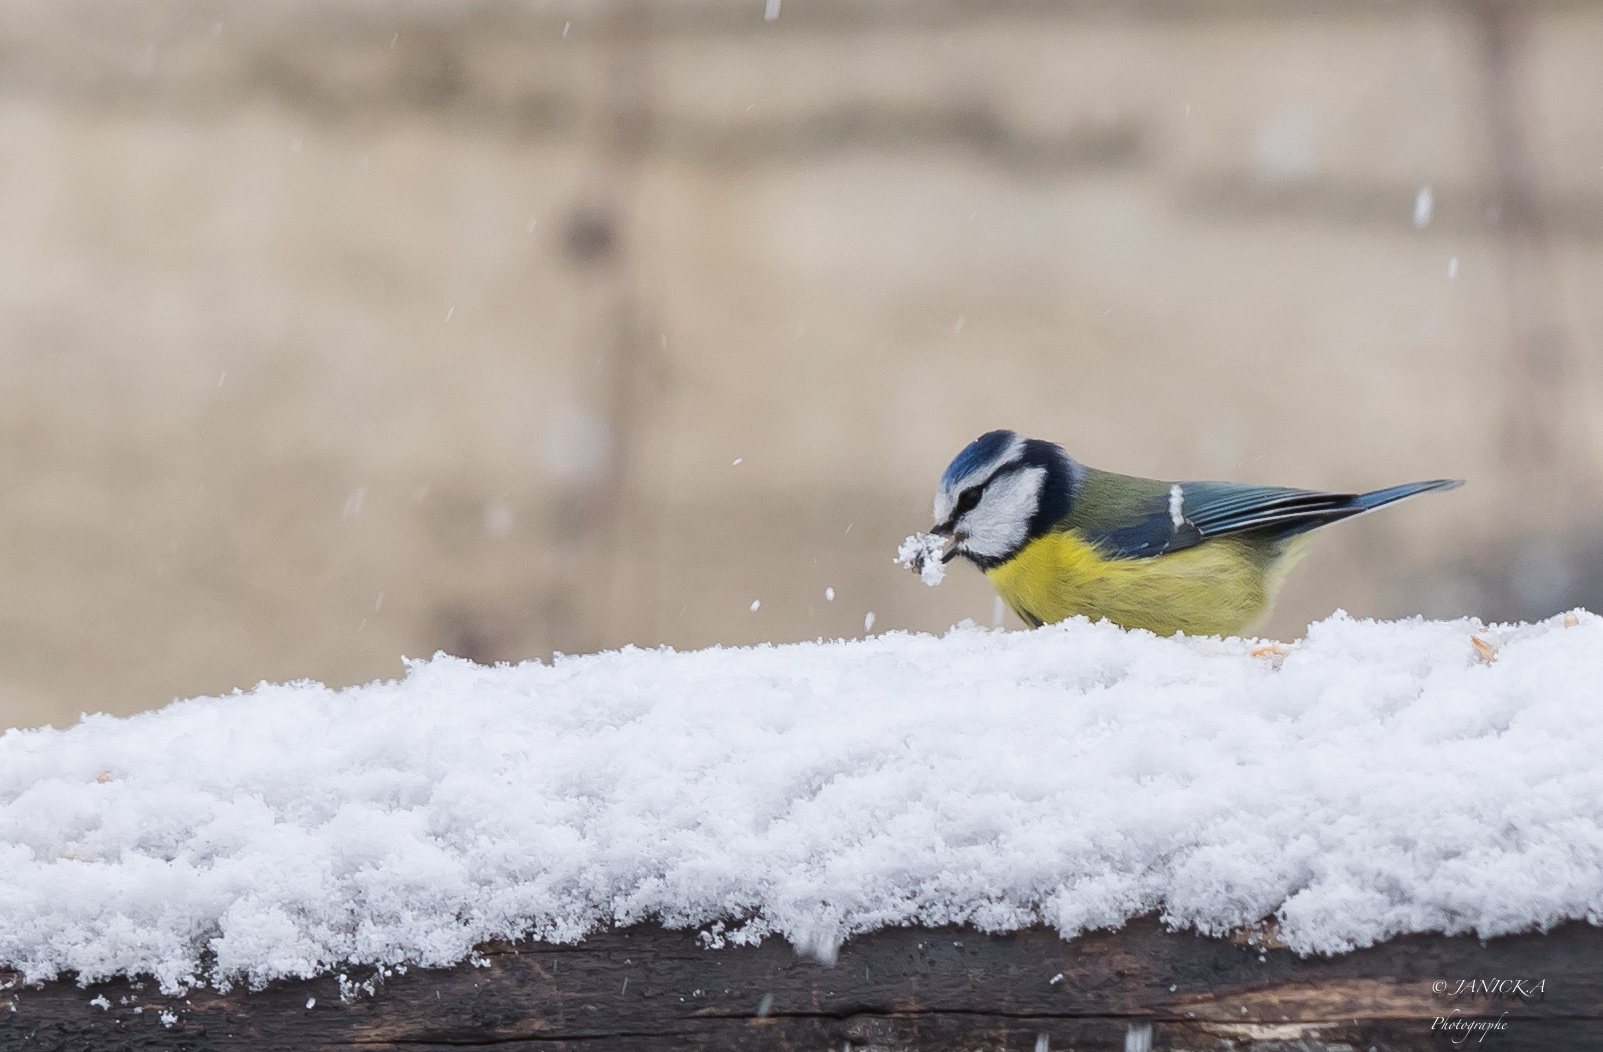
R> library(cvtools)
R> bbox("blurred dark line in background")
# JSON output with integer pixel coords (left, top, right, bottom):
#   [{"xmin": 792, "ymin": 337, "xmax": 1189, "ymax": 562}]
[
  {"xmin": 0, "ymin": 0, "xmax": 1599, "ymax": 727},
  {"xmin": 1471, "ymin": 0, "xmax": 1569, "ymax": 478}
]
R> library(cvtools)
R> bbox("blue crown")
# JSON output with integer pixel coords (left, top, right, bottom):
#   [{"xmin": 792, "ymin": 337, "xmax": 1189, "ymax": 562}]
[{"xmin": 940, "ymin": 430, "xmax": 1017, "ymax": 488}]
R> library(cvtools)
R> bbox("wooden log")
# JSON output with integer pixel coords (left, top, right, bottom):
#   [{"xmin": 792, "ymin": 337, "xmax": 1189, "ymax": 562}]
[{"xmin": 3, "ymin": 915, "xmax": 1596, "ymax": 1050}]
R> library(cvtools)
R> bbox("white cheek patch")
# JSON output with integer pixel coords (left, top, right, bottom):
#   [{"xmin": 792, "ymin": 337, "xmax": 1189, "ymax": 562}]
[{"xmin": 958, "ymin": 466, "xmax": 1046, "ymax": 559}]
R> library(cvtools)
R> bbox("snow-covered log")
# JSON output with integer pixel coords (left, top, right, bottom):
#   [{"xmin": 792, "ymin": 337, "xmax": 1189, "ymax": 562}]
[
  {"xmin": 3, "ymin": 918, "xmax": 1599, "ymax": 1050},
  {"xmin": 3, "ymin": 612, "xmax": 1601, "ymax": 1048}
]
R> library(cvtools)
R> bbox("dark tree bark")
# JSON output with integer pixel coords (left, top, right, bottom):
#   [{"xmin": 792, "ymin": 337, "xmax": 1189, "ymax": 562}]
[{"xmin": 3, "ymin": 916, "xmax": 1596, "ymax": 1051}]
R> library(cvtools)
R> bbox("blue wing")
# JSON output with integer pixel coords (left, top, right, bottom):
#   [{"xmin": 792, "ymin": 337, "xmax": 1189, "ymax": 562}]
[{"xmin": 1086, "ymin": 478, "xmax": 1463, "ymax": 560}]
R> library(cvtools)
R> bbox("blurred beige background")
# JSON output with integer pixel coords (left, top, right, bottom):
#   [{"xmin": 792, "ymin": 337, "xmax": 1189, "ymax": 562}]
[{"xmin": 2, "ymin": 0, "xmax": 1600, "ymax": 729}]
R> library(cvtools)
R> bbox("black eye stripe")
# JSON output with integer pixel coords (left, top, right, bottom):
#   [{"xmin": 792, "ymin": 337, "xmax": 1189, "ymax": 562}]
[{"xmin": 955, "ymin": 463, "xmax": 1024, "ymax": 509}]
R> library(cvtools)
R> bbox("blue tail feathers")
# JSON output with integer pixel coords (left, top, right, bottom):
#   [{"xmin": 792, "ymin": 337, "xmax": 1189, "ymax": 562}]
[{"xmin": 1350, "ymin": 478, "xmax": 1465, "ymax": 513}]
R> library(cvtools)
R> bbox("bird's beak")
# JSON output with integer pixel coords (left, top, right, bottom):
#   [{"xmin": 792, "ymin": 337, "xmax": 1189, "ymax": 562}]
[{"xmin": 929, "ymin": 523, "xmax": 965, "ymax": 562}]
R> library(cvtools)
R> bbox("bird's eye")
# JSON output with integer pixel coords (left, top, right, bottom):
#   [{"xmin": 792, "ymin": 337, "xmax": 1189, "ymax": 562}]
[{"xmin": 954, "ymin": 487, "xmax": 982, "ymax": 515}]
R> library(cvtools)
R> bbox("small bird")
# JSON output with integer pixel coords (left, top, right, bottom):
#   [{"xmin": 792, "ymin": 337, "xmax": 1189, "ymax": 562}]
[{"xmin": 918, "ymin": 430, "xmax": 1463, "ymax": 636}]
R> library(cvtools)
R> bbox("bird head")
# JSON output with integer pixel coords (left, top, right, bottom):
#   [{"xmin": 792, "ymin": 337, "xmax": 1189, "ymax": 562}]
[{"xmin": 930, "ymin": 430, "xmax": 1077, "ymax": 569}]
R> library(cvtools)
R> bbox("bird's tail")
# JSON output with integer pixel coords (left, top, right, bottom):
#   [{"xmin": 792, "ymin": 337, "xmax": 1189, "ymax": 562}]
[{"xmin": 1350, "ymin": 478, "xmax": 1465, "ymax": 513}]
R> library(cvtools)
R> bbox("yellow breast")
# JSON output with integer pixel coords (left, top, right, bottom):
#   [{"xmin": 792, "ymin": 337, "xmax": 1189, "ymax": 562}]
[{"xmin": 984, "ymin": 530, "xmax": 1308, "ymax": 637}]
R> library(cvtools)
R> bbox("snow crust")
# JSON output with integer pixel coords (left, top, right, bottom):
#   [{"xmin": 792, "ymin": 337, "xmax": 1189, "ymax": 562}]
[{"xmin": 3, "ymin": 611, "xmax": 1602, "ymax": 992}]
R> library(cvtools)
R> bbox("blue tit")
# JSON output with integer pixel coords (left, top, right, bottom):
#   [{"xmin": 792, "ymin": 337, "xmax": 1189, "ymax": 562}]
[{"xmin": 923, "ymin": 429, "xmax": 1463, "ymax": 636}]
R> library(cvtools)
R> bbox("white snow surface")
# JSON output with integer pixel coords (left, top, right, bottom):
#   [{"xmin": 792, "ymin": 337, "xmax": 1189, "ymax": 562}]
[{"xmin": 4, "ymin": 611, "xmax": 1603, "ymax": 992}]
